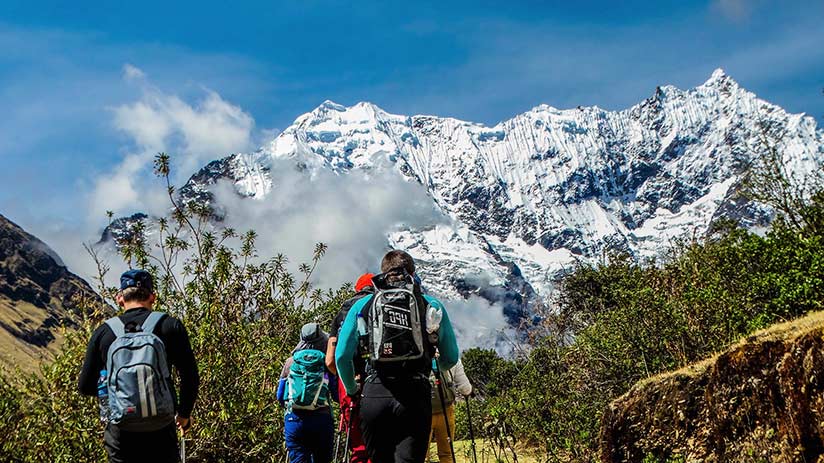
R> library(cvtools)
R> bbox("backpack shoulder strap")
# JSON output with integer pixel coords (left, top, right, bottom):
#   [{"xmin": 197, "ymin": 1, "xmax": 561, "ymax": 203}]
[
  {"xmin": 354, "ymin": 294, "xmax": 373, "ymax": 316},
  {"xmin": 422, "ymin": 294, "xmax": 442, "ymax": 309},
  {"xmin": 105, "ymin": 316, "xmax": 126, "ymax": 338},
  {"xmin": 444, "ymin": 366, "xmax": 454, "ymax": 386},
  {"xmin": 141, "ymin": 311, "xmax": 167, "ymax": 334}
]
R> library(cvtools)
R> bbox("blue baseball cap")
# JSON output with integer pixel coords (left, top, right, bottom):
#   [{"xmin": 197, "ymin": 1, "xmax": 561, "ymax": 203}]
[{"xmin": 120, "ymin": 269, "xmax": 154, "ymax": 292}]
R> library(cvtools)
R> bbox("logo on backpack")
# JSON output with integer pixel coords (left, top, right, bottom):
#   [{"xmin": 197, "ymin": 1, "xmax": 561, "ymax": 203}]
[
  {"xmin": 287, "ymin": 349, "xmax": 330, "ymax": 410},
  {"xmin": 104, "ymin": 312, "xmax": 176, "ymax": 432},
  {"xmin": 366, "ymin": 271, "xmax": 427, "ymax": 364}
]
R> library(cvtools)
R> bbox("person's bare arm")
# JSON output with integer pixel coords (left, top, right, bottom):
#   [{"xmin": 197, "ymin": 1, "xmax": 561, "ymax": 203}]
[{"xmin": 325, "ymin": 336, "xmax": 338, "ymax": 375}]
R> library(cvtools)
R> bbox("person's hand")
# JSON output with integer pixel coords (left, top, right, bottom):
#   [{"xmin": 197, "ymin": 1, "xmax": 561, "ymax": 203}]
[
  {"xmin": 347, "ymin": 386, "xmax": 361, "ymax": 401},
  {"xmin": 176, "ymin": 415, "xmax": 192, "ymax": 434}
]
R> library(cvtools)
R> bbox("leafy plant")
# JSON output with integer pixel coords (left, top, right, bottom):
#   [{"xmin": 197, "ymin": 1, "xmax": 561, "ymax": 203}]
[
  {"xmin": 463, "ymin": 188, "xmax": 824, "ymax": 462},
  {"xmin": 0, "ymin": 153, "xmax": 351, "ymax": 462}
]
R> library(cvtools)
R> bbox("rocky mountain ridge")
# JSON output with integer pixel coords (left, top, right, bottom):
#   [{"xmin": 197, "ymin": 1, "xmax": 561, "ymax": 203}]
[
  {"xmin": 0, "ymin": 214, "xmax": 101, "ymax": 370},
  {"xmin": 104, "ymin": 69, "xmax": 824, "ymax": 328}
]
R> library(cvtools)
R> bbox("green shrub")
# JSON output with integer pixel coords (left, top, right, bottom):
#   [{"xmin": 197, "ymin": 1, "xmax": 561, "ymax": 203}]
[
  {"xmin": 3, "ymin": 149, "xmax": 822, "ymax": 463},
  {"xmin": 463, "ymin": 190, "xmax": 824, "ymax": 462},
  {"xmin": 0, "ymin": 153, "xmax": 351, "ymax": 462}
]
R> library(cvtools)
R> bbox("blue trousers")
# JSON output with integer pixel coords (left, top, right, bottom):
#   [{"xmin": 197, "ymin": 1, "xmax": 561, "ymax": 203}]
[{"xmin": 285, "ymin": 410, "xmax": 334, "ymax": 463}]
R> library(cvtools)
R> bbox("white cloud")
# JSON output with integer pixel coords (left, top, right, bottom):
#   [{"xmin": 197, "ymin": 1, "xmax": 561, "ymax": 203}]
[
  {"xmin": 89, "ymin": 166, "xmax": 140, "ymax": 219},
  {"xmin": 122, "ymin": 63, "xmax": 146, "ymax": 81},
  {"xmin": 89, "ymin": 65, "xmax": 257, "ymax": 220},
  {"xmin": 86, "ymin": 151, "xmax": 172, "ymax": 222},
  {"xmin": 112, "ymin": 65, "xmax": 256, "ymax": 174},
  {"xmin": 0, "ymin": 26, "xmax": 270, "ymax": 289},
  {"xmin": 446, "ymin": 296, "xmax": 517, "ymax": 354},
  {"xmin": 213, "ymin": 160, "xmax": 444, "ymax": 288},
  {"xmin": 113, "ymin": 100, "xmax": 174, "ymax": 152},
  {"xmin": 712, "ymin": 0, "xmax": 757, "ymax": 21}
]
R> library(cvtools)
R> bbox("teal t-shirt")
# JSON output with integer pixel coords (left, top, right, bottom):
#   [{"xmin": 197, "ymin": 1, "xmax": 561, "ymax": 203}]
[{"xmin": 334, "ymin": 293, "xmax": 459, "ymax": 395}]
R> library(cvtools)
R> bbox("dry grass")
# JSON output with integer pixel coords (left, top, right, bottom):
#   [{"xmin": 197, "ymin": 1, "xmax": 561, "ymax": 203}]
[
  {"xmin": 428, "ymin": 439, "xmax": 542, "ymax": 463},
  {"xmin": 631, "ymin": 310, "xmax": 824, "ymax": 393},
  {"xmin": 0, "ymin": 298, "xmax": 62, "ymax": 373},
  {"xmin": 603, "ymin": 310, "xmax": 824, "ymax": 462}
]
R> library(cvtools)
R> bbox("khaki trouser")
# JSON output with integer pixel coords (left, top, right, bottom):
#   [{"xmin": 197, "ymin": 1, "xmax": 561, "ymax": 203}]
[{"xmin": 427, "ymin": 404, "xmax": 456, "ymax": 463}]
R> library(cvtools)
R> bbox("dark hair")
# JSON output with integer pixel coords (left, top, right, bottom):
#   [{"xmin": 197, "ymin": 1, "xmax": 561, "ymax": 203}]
[
  {"xmin": 381, "ymin": 250, "xmax": 415, "ymax": 275},
  {"xmin": 121, "ymin": 286, "xmax": 153, "ymax": 303}
]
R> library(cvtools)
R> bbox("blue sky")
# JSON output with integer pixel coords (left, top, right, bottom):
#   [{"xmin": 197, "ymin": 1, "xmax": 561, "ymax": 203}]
[{"xmin": 0, "ymin": 0, "xmax": 822, "ymax": 243}]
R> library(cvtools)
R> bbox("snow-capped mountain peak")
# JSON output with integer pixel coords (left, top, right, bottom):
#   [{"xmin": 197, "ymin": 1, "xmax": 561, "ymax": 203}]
[
  {"xmin": 703, "ymin": 67, "xmax": 734, "ymax": 87},
  {"xmin": 110, "ymin": 70, "xmax": 823, "ymax": 336}
]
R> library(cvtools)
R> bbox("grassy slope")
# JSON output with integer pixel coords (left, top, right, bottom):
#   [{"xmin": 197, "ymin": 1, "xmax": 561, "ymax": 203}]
[
  {"xmin": 427, "ymin": 439, "xmax": 540, "ymax": 463},
  {"xmin": 0, "ymin": 298, "xmax": 64, "ymax": 373},
  {"xmin": 633, "ymin": 310, "xmax": 824, "ymax": 390},
  {"xmin": 601, "ymin": 310, "xmax": 824, "ymax": 462}
]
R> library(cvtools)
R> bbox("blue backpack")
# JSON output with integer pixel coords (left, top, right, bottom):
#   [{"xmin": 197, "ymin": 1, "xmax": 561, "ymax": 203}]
[
  {"xmin": 287, "ymin": 349, "xmax": 330, "ymax": 410},
  {"xmin": 105, "ymin": 312, "xmax": 176, "ymax": 431}
]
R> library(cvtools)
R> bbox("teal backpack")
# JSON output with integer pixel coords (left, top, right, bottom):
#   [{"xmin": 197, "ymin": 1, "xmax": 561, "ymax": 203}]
[{"xmin": 287, "ymin": 349, "xmax": 330, "ymax": 410}]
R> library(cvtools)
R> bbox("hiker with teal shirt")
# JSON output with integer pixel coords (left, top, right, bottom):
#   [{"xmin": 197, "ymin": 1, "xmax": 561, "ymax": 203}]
[
  {"xmin": 277, "ymin": 323, "xmax": 339, "ymax": 463},
  {"xmin": 335, "ymin": 250, "xmax": 459, "ymax": 463}
]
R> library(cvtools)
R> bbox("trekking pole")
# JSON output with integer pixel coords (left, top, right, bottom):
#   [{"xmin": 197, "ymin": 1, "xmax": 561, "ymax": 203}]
[
  {"xmin": 343, "ymin": 401, "xmax": 354, "ymax": 463},
  {"xmin": 434, "ymin": 363, "xmax": 457, "ymax": 463},
  {"xmin": 334, "ymin": 426, "xmax": 342, "ymax": 463},
  {"xmin": 179, "ymin": 431, "xmax": 186, "ymax": 463},
  {"xmin": 464, "ymin": 395, "xmax": 477, "ymax": 463}
]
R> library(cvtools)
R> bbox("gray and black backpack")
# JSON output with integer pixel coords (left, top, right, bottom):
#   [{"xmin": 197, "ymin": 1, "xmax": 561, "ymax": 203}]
[
  {"xmin": 105, "ymin": 312, "xmax": 176, "ymax": 431},
  {"xmin": 366, "ymin": 270, "xmax": 429, "ymax": 364}
]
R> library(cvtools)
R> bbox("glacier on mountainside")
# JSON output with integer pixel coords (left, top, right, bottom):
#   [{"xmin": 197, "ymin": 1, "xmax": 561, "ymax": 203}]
[{"xmin": 103, "ymin": 69, "xmax": 824, "ymax": 348}]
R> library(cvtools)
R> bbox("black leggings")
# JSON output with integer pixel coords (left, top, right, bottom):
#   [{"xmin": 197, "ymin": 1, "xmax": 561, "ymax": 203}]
[{"xmin": 359, "ymin": 376, "xmax": 432, "ymax": 463}]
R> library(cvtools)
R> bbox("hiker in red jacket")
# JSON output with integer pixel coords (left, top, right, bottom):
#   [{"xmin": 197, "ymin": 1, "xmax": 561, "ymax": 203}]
[{"xmin": 326, "ymin": 273, "xmax": 374, "ymax": 463}]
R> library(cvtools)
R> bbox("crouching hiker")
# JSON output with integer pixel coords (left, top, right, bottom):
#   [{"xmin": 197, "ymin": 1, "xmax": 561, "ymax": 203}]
[
  {"xmin": 326, "ymin": 273, "xmax": 375, "ymax": 463},
  {"xmin": 278, "ymin": 323, "xmax": 339, "ymax": 463},
  {"xmin": 78, "ymin": 269, "xmax": 199, "ymax": 463},
  {"xmin": 428, "ymin": 357, "xmax": 473, "ymax": 463},
  {"xmin": 336, "ymin": 250, "xmax": 460, "ymax": 463}
]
